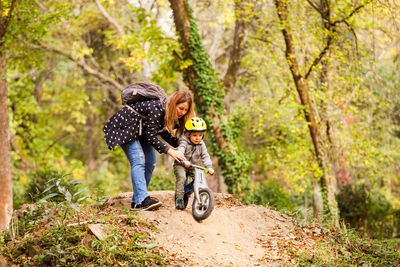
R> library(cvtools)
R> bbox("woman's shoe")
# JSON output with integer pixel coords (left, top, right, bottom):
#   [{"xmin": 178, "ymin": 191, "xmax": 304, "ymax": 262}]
[{"xmin": 131, "ymin": 196, "xmax": 162, "ymax": 211}]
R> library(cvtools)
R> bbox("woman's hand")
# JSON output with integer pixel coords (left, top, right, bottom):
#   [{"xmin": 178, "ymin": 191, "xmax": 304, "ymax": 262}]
[{"xmin": 167, "ymin": 149, "xmax": 186, "ymax": 162}]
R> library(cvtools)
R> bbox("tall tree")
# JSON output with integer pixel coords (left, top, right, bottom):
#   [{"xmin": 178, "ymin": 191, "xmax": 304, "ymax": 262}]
[
  {"xmin": 318, "ymin": 0, "xmax": 350, "ymax": 189},
  {"xmin": 0, "ymin": 0, "xmax": 17, "ymax": 230},
  {"xmin": 273, "ymin": 0, "xmax": 370, "ymax": 223},
  {"xmin": 168, "ymin": 0, "xmax": 250, "ymax": 195},
  {"xmin": 222, "ymin": 0, "xmax": 250, "ymax": 114}
]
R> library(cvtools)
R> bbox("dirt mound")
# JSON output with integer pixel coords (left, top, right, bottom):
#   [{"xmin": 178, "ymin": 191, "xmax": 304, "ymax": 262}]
[{"xmin": 104, "ymin": 191, "xmax": 318, "ymax": 266}]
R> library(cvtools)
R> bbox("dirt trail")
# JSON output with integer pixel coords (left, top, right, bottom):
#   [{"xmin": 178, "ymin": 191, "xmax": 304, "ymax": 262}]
[{"xmin": 105, "ymin": 191, "xmax": 317, "ymax": 266}]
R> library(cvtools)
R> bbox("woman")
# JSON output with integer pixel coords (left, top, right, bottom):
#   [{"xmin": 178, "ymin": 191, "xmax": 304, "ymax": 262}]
[{"xmin": 103, "ymin": 90, "xmax": 194, "ymax": 210}]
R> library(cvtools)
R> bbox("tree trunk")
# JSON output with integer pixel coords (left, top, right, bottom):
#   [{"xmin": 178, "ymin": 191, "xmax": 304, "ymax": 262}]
[
  {"xmin": 319, "ymin": 0, "xmax": 350, "ymax": 189},
  {"xmin": 0, "ymin": 51, "xmax": 13, "ymax": 229},
  {"xmin": 274, "ymin": 0, "xmax": 339, "ymax": 224},
  {"xmin": 169, "ymin": 0, "xmax": 249, "ymax": 195},
  {"xmin": 0, "ymin": 0, "xmax": 17, "ymax": 230},
  {"xmin": 312, "ymin": 182, "xmax": 322, "ymax": 222},
  {"xmin": 223, "ymin": 0, "xmax": 249, "ymax": 114}
]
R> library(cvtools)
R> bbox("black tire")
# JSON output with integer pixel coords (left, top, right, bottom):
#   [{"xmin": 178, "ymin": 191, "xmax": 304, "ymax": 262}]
[{"xmin": 192, "ymin": 188, "xmax": 215, "ymax": 221}]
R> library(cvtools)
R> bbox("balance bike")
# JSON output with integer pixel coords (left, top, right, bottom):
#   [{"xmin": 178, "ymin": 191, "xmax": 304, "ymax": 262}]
[{"xmin": 181, "ymin": 161, "xmax": 215, "ymax": 221}]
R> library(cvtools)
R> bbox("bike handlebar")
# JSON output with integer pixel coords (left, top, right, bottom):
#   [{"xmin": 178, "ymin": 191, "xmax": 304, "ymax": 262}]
[{"xmin": 180, "ymin": 160, "xmax": 206, "ymax": 171}]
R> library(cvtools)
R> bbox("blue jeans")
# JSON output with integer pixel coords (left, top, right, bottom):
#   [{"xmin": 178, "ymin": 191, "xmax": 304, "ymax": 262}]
[{"xmin": 121, "ymin": 138, "xmax": 157, "ymax": 204}]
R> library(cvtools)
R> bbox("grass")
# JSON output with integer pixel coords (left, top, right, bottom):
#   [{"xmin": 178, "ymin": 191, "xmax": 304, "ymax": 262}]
[{"xmin": 290, "ymin": 222, "xmax": 400, "ymax": 266}]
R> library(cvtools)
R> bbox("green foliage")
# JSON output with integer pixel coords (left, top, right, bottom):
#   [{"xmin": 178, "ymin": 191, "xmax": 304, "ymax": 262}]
[
  {"xmin": 240, "ymin": 95, "xmax": 318, "ymax": 196},
  {"xmin": 148, "ymin": 169, "xmax": 175, "ymax": 191},
  {"xmin": 336, "ymin": 183, "xmax": 399, "ymax": 238},
  {"xmin": 1, "ymin": 203, "xmax": 166, "ymax": 266},
  {"xmin": 293, "ymin": 224, "xmax": 400, "ymax": 266},
  {"xmin": 25, "ymin": 169, "xmax": 84, "ymax": 204},
  {"xmin": 246, "ymin": 180, "xmax": 296, "ymax": 212}
]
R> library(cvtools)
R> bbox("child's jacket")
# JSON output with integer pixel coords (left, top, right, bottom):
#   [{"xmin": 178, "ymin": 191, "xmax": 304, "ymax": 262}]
[{"xmin": 175, "ymin": 135, "xmax": 212, "ymax": 168}]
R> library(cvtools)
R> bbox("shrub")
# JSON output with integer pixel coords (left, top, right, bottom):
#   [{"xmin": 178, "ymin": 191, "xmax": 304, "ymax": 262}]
[
  {"xmin": 25, "ymin": 169, "xmax": 82, "ymax": 203},
  {"xmin": 336, "ymin": 183, "xmax": 398, "ymax": 238},
  {"xmin": 247, "ymin": 179, "xmax": 295, "ymax": 211},
  {"xmin": 148, "ymin": 169, "xmax": 175, "ymax": 191}
]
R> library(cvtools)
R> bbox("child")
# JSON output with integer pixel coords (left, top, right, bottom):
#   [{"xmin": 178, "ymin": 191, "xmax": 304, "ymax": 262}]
[{"xmin": 173, "ymin": 117, "xmax": 214, "ymax": 210}]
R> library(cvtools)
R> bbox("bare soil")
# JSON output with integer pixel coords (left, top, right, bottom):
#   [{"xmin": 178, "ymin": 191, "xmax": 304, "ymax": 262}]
[{"xmin": 104, "ymin": 191, "xmax": 319, "ymax": 266}]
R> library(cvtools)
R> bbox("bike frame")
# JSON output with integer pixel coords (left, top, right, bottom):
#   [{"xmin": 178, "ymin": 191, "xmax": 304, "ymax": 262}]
[
  {"xmin": 191, "ymin": 164, "xmax": 209, "ymax": 204},
  {"xmin": 184, "ymin": 163, "xmax": 209, "ymax": 204}
]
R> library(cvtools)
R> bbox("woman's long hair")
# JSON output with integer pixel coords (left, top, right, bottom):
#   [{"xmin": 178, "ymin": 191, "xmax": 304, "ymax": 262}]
[{"xmin": 164, "ymin": 90, "xmax": 194, "ymax": 137}]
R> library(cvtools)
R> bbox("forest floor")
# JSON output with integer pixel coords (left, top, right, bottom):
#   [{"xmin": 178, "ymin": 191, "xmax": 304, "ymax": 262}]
[
  {"xmin": 104, "ymin": 191, "xmax": 322, "ymax": 266},
  {"xmin": 4, "ymin": 191, "xmax": 399, "ymax": 266}
]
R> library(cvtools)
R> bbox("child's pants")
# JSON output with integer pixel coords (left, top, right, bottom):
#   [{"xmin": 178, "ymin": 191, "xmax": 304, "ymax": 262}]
[{"xmin": 173, "ymin": 164, "xmax": 194, "ymax": 198}]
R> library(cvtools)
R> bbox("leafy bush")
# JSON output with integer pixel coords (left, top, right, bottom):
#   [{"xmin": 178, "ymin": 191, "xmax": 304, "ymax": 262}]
[
  {"xmin": 246, "ymin": 179, "xmax": 295, "ymax": 212},
  {"xmin": 336, "ymin": 183, "xmax": 398, "ymax": 238},
  {"xmin": 25, "ymin": 169, "xmax": 83, "ymax": 203},
  {"xmin": 148, "ymin": 169, "xmax": 175, "ymax": 191}
]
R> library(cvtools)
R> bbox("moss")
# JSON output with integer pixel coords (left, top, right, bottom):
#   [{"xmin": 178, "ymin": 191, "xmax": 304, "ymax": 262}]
[{"xmin": 182, "ymin": 0, "xmax": 250, "ymax": 195}]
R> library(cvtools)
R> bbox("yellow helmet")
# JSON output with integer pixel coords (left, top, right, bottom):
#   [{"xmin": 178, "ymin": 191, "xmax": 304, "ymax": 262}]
[{"xmin": 185, "ymin": 117, "xmax": 207, "ymax": 132}]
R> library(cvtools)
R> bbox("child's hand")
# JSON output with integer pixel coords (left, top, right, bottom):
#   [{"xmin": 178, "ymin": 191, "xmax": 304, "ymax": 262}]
[
  {"xmin": 208, "ymin": 168, "xmax": 215, "ymax": 175},
  {"xmin": 183, "ymin": 161, "xmax": 191, "ymax": 168}
]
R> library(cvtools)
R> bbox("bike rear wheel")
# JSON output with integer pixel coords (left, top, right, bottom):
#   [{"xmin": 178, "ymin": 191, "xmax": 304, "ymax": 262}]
[{"xmin": 192, "ymin": 188, "xmax": 215, "ymax": 221}]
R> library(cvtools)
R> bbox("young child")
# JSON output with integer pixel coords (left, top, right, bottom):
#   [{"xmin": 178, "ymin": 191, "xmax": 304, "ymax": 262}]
[{"xmin": 173, "ymin": 117, "xmax": 214, "ymax": 210}]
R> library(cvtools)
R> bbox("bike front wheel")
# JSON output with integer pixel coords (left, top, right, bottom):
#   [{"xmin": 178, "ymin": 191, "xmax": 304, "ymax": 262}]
[{"xmin": 192, "ymin": 188, "xmax": 215, "ymax": 221}]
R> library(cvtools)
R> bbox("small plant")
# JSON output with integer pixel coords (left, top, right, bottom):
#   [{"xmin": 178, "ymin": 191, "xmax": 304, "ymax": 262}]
[
  {"xmin": 26, "ymin": 169, "xmax": 82, "ymax": 204},
  {"xmin": 40, "ymin": 175, "xmax": 89, "ymax": 224}
]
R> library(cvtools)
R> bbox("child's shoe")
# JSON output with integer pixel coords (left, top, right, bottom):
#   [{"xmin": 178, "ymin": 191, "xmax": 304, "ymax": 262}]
[{"xmin": 175, "ymin": 197, "xmax": 185, "ymax": 210}]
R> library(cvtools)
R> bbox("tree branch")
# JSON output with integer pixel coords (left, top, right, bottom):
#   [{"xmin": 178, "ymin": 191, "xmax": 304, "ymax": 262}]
[
  {"xmin": 249, "ymin": 35, "xmax": 272, "ymax": 44},
  {"xmin": 94, "ymin": 0, "xmax": 125, "ymax": 36},
  {"xmin": 0, "ymin": 0, "xmax": 17, "ymax": 38},
  {"xmin": 305, "ymin": 33, "xmax": 333, "ymax": 80},
  {"xmin": 32, "ymin": 41, "xmax": 124, "ymax": 91},
  {"xmin": 332, "ymin": 1, "xmax": 371, "ymax": 26},
  {"xmin": 4, "ymin": 0, "xmax": 16, "ymax": 30},
  {"xmin": 344, "ymin": 20, "xmax": 358, "ymax": 56},
  {"xmin": 42, "ymin": 133, "xmax": 70, "ymax": 162},
  {"xmin": 306, "ymin": 0, "xmax": 324, "ymax": 17},
  {"xmin": 304, "ymin": 1, "xmax": 370, "ymax": 80}
]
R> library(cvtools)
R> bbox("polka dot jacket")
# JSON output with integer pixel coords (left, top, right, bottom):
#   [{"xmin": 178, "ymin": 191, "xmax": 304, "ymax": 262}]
[{"xmin": 103, "ymin": 99, "xmax": 178, "ymax": 153}]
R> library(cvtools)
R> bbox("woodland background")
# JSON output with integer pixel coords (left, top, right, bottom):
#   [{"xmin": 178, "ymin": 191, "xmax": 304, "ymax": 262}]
[{"xmin": 0, "ymin": 0, "xmax": 399, "ymax": 241}]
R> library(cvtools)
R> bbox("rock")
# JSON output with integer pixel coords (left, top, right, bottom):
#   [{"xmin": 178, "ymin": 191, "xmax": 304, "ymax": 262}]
[{"xmin": 88, "ymin": 224, "xmax": 111, "ymax": 240}]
